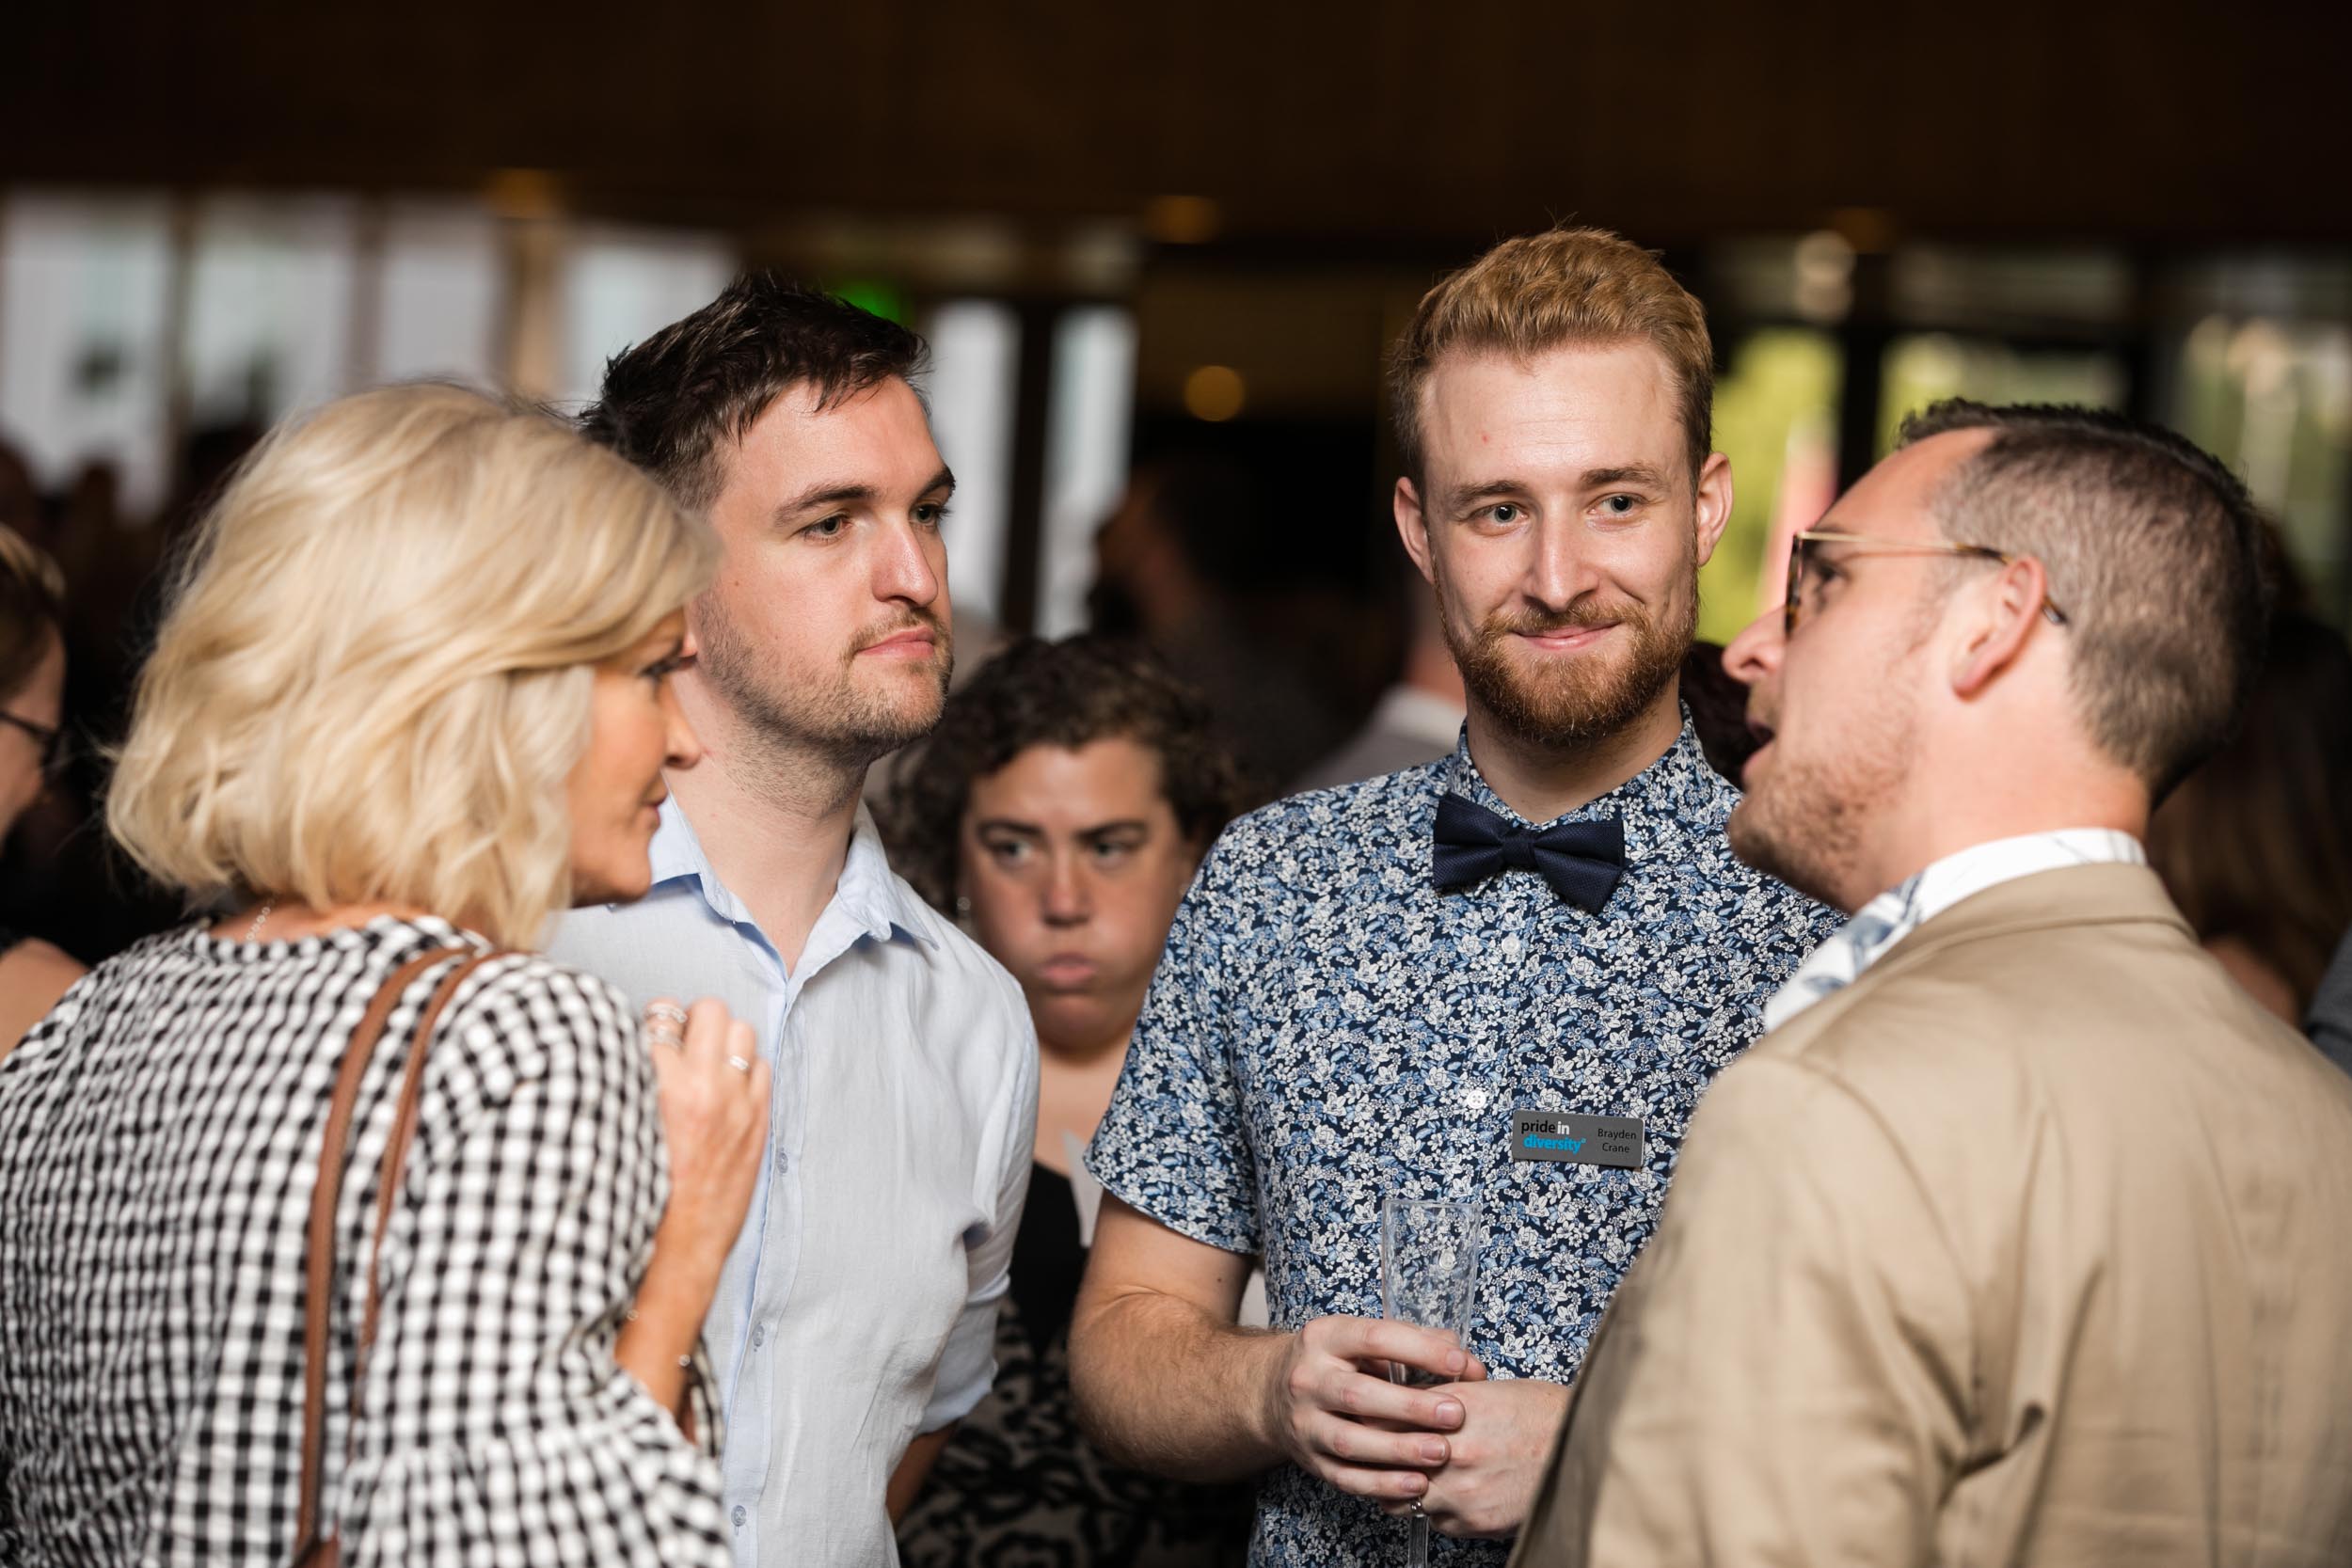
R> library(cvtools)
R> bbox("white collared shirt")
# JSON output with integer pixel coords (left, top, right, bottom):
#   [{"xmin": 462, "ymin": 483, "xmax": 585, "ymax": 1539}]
[
  {"xmin": 1766, "ymin": 829, "xmax": 2149, "ymax": 1031},
  {"xmin": 550, "ymin": 800, "xmax": 1038, "ymax": 1568}
]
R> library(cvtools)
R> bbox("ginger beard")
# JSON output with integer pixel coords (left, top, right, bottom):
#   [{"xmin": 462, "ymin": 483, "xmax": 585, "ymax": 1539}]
[
  {"xmin": 1432, "ymin": 547, "xmax": 1698, "ymax": 751},
  {"xmin": 697, "ymin": 589, "xmax": 954, "ymax": 768}
]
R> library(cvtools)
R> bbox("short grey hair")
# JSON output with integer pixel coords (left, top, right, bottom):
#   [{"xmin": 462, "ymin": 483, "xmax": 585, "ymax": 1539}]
[{"xmin": 1898, "ymin": 400, "xmax": 2272, "ymax": 800}]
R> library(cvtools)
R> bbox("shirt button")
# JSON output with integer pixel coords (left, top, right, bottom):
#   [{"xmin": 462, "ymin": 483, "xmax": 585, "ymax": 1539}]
[
  {"xmin": 752, "ymin": 1323, "xmax": 767, "ymax": 1349},
  {"xmin": 1460, "ymin": 1087, "xmax": 1490, "ymax": 1112},
  {"xmin": 730, "ymin": 1505, "xmax": 747, "ymax": 1528},
  {"xmin": 773, "ymin": 1147, "xmax": 789, "ymax": 1174}
]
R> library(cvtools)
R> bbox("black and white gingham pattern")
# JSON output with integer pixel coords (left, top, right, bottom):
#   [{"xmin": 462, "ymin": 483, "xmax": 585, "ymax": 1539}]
[{"xmin": 0, "ymin": 915, "xmax": 730, "ymax": 1567}]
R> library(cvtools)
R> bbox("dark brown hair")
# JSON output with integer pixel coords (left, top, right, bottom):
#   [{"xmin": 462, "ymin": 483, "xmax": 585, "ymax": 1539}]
[
  {"xmin": 1387, "ymin": 227, "xmax": 1714, "ymax": 486},
  {"xmin": 880, "ymin": 636, "xmax": 1250, "ymax": 911},
  {"xmin": 1898, "ymin": 400, "xmax": 2272, "ymax": 800},
  {"xmin": 2147, "ymin": 611, "xmax": 2352, "ymax": 1015},
  {"xmin": 578, "ymin": 271, "xmax": 926, "ymax": 510},
  {"xmin": 0, "ymin": 523, "xmax": 64, "ymax": 702}
]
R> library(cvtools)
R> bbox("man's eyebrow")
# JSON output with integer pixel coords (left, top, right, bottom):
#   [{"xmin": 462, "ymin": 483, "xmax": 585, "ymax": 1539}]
[
  {"xmin": 773, "ymin": 480, "xmax": 878, "ymax": 519},
  {"xmin": 1439, "ymin": 464, "xmax": 1674, "ymax": 514},
  {"xmin": 973, "ymin": 817, "xmax": 1044, "ymax": 835},
  {"xmin": 771, "ymin": 465, "xmax": 957, "ymax": 522},
  {"xmin": 1581, "ymin": 464, "xmax": 1672, "ymax": 491},
  {"xmin": 1441, "ymin": 479, "xmax": 1534, "ymax": 514}
]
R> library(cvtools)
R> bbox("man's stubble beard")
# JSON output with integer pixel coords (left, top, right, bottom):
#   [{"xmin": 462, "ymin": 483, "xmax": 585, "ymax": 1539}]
[
  {"xmin": 1724, "ymin": 645, "xmax": 1921, "ymax": 913},
  {"xmin": 696, "ymin": 590, "xmax": 955, "ymax": 774},
  {"xmin": 1434, "ymin": 551, "xmax": 1698, "ymax": 752}
]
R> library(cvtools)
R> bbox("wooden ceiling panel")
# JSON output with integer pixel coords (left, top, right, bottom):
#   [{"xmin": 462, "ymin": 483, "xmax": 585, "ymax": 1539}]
[{"xmin": 3, "ymin": 0, "xmax": 2344, "ymax": 244}]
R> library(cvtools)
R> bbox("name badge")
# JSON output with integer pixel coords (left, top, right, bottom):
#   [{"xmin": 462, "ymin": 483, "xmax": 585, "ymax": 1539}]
[{"xmin": 1510, "ymin": 1109, "xmax": 1644, "ymax": 1168}]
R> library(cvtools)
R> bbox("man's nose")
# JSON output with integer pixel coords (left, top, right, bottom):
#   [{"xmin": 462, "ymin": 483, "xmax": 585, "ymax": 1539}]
[
  {"xmin": 1525, "ymin": 516, "xmax": 1602, "ymax": 610},
  {"xmin": 874, "ymin": 516, "xmax": 945, "ymax": 609},
  {"xmin": 1722, "ymin": 606, "xmax": 1782, "ymax": 689}
]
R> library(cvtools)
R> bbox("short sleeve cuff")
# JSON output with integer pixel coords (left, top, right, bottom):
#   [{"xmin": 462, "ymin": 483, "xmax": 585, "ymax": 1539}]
[
  {"xmin": 918, "ymin": 1303, "xmax": 998, "ymax": 1432},
  {"xmin": 1082, "ymin": 1115, "xmax": 1261, "ymax": 1257}
]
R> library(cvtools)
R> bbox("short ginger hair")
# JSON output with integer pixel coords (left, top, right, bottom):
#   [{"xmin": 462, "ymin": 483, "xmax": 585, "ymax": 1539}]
[{"xmin": 1387, "ymin": 226, "xmax": 1715, "ymax": 487}]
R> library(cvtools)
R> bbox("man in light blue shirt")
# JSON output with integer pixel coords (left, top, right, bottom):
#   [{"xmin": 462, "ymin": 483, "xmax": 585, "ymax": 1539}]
[{"xmin": 550, "ymin": 275, "xmax": 1037, "ymax": 1568}]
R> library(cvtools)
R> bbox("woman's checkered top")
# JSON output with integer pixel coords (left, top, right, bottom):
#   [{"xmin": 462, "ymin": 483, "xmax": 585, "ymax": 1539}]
[{"xmin": 0, "ymin": 914, "xmax": 730, "ymax": 1566}]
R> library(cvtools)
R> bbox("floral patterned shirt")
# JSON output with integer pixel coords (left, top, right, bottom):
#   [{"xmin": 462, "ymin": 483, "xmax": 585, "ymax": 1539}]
[{"xmin": 1086, "ymin": 721, "xmax": 1838, "ymax": 1567}]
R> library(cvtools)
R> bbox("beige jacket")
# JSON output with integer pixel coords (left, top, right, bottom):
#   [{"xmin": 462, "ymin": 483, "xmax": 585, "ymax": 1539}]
[{"xmin": 1513, "ymin": 863, "xmax": 2352, "ymax": 1567}]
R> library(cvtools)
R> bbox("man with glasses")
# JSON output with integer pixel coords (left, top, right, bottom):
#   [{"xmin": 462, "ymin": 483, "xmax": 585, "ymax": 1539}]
[{"xmin": 1514, "ymin": 402, "xmax": 2352, "ymax": 1566}]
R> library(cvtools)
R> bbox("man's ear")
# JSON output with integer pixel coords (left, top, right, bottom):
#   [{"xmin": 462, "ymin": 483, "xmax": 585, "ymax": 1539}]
[
  {"xmin": 1951, "ymin": 555, "xmax": 2051, "ymax": 700},
  {"xmin": 1394, "ymin": 476, "xmax": 1437, "ymax": 586},
  {"xmin": 1692, "ymin": 452, "xmax": 1734, "ymax": 568}
]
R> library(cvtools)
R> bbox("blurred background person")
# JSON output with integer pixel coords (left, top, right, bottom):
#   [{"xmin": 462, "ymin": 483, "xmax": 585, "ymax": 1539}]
[
  {"xmin": 1678, "ymin": 639, "xmax": 1764, "ymax": 784},
  {"xmin": 1089, "ymin": 454, "xmax": 1350, "ymax": 791},
  {"xmin": 2147, "ymin": 610, "xmax": 2352, "ymax": 1025},
  {"xmin": 0, "ymin": 385, "xmax": 768, "ymax": 1565},
  {"xmin": 882, "ymin": 634, "xmax": 1255, "ymax": 1568},
  {"xmin": 0, "ymin": 439, "xmax": 40, "ymax": 549},
  {"xmin": 2314, "ymin": 929, "xmax": 2352, "ymax": 1073},
  {"xmin": 1293, "ymin": 570, "xmax": 1465, "ymax": 791},
  {"xmin": 0, "ymin": 524, "xmax": 81, "ymax": 1053}
]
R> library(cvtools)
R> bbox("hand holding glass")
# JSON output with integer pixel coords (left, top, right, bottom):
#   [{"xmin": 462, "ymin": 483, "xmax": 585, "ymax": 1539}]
[{"xmin": 1380, "ymin": 1196, "xmax": 1484, "ymax": 1566}]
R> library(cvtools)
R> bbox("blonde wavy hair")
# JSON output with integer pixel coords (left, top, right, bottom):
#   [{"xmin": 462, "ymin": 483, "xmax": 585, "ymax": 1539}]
[{"xmin": 109, "ymin": 383, "xmax": 717, "ymax": 946}]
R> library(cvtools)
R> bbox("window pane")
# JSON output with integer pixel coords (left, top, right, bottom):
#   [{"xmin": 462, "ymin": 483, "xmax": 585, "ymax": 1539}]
[
  {"xmin": 376, "ymin": 201, "xmax": 503, "ymax": 388},
  {"xmin": 1699, "ymin": 328, "xmax": 1842, "ymax": 645},
  {"xmin": 1036, "ymin": 307, "xmax": 1136, "ymax": 638},
  {"xmin": 922, "ymin": 300, "xmax": 1020, "ymax": 629},
  {"xmin": 184, "ymin": 196, "xmax": 359, "ymax": 426},
  {"xmin": 558, "ymin": 228, "xmax": 736, "ymax": 408},
  {"xmin": 1878, "ymin": 335, "xmax": 2125, "ymax": 456},
  {"xmin": 0, "ymin": 192, "xmax": 175, "ymax": 513}
]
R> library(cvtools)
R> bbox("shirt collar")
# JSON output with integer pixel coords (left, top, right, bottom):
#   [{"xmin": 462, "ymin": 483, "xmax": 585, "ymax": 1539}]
[
  {"xmin": 645, "ymin": 795, "xmax": 935, "ymax": 951},
  {"xmin": 838, "ymin": 802, "xmax": 938, "ymax": 949},
  {"xmin": 1763, "ymin": 827, "xmax": 2146, "ymax": 1031}
]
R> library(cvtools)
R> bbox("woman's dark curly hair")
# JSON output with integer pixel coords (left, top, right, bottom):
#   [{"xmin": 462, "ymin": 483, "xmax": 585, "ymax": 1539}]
[{"xmin": 880, "ymin": 635, "xmax": 1251, "ymax": 912}]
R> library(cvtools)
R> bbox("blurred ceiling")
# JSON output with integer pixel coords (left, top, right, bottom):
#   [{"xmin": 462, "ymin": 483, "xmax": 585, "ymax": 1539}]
[{"xmin": 7, "ymin": 0, "xmax": 2348, "ymax": 247}]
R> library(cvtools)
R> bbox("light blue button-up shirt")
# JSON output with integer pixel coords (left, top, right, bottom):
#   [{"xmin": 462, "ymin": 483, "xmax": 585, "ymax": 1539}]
[{"xmin": 550, "ymin": 799, "xmax": 1037, "ymax": 1568}]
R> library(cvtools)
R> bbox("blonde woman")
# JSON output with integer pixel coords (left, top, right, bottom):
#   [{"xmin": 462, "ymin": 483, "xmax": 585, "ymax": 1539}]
[
  {"xmin": 0, "ymin": 524, "xmax": 82, "ymax": 1053},
  {"xmin": 0, "ymin": 385, "xmax": 769, "ymax": 1566}
]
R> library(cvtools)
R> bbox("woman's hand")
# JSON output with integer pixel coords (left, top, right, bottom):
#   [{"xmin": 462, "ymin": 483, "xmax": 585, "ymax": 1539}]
[
  {"xmin": 644, "ymin": 997, "xmax": 768, "ymax": 1287},
  {"xmin": 618, "ymin": 996, "xmax": 769, "ymax": 1419}
]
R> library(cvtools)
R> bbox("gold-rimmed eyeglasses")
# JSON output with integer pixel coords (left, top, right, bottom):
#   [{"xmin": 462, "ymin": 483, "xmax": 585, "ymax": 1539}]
[{"xmin": 1785, "ymin": 529, "xmax": 2070, "ymax": 638}]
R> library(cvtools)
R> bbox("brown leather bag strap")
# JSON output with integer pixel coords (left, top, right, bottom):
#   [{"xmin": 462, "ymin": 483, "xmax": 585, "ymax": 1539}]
[{"xmin": 294, "ymin": 945, "xmax": 501, "ymax": 1563}]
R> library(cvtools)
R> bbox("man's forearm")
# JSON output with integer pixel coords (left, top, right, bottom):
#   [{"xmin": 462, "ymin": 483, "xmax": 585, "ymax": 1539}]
[{"xmin": 1070, "ymin": 1284, "xmax": 1289, "ymax": 1482}]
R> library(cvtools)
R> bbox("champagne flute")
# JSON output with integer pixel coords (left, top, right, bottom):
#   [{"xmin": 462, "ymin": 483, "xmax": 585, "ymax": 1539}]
[{"xmin": 1380, "ymin": 1195, "xmax": 1484, "ymax": 1568}]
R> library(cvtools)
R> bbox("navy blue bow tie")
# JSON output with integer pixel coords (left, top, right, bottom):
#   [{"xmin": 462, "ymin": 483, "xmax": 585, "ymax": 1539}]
[{"xmin": 1430, "ymin": 793, "xmax": 1626, "ymax": 913}]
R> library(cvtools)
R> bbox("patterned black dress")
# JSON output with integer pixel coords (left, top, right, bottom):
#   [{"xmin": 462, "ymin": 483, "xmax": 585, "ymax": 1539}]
[{"xmin": 897, "ymin": 1164, "xmax": 1254, "ymax": 1567}]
